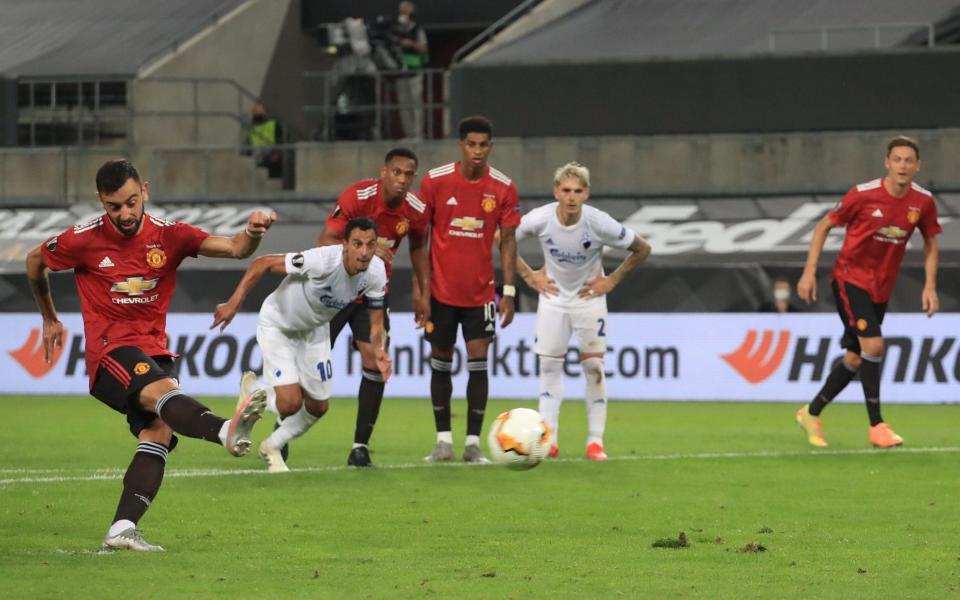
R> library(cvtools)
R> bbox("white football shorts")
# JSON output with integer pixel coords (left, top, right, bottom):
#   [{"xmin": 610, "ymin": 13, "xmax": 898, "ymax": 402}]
[
  {"xmin": 534, "ymin": 300, "xmax": 609, "ymax": 356},
  {"xmin": 257, "ymin": 323, "xmax": 334, "ymax": 401}
]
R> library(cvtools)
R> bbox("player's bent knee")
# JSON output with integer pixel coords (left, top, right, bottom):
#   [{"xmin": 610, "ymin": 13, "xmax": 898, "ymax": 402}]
[
  {"xmin": 138, "ymin": 377, "xmax": 181, "ymax": 413},
  {"xmin": 139, "ymin": 418, "xmax": 174, "ymax": 447},
  {"xmin": 274, "ymin": 385, "xmax": 304, "ymax": 416},
  {"xmin": 844, "ymin": 353, "xmax": 863, "ymax": 370},
  {"xmin": 859, "ymin": 337, "xmax": 884, "ymax": 356},
  {"xmin": 303, "ymin": 397, "xmax": 329, "ymax": 417}
]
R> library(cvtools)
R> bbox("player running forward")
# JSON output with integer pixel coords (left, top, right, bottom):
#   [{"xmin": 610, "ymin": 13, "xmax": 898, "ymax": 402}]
[
  {"xmin": 796, "ymin": 136, "xmax": 942, "ymax": 448},
  {"xmin": 25, "ymin": 159, "xmax": 276, "ymax": 552},
  {"xmin": 315, "ymin": 148, "xmax": 429, "ymax": 467},
  {"xmin": 516, "ymin": 162, "xmax": 650, "ymax": 460},
  {"xmin": 419, "ymin": 115, "xmax": 520, "ymax": 464},
  {"xmin": 211, "ymin": 217, "xmax": 391, "ymax": 473}
]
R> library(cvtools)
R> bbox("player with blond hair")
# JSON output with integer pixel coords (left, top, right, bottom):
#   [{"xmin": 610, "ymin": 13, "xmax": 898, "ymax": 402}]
[{"xmin": 516, "ymin": 162, "xmax": 650, "ymax": 460}]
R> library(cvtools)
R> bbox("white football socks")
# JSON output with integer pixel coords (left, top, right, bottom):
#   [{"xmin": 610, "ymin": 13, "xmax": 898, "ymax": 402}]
[
  {"xmin": 217, "ymin": 421, "xmax": 229, "ymax": 446},
  {"xmin": 465, "ymin": 434, "xmax": 480, "ymax": 447},
  {"xmin": 263, "ymin": 385, "xmax": 279, "ymax": 416},
  {"xmin": 538, "ymin": 356, "xmax": 564, "ymax": 442},
  {"xmin": 582, "ymin": 357, "xmax": 607, "ymax": 445},
  {"xmin": 108, "ymin": 519, "xmax": 136, "ymax": 537},
  {"xmin": 436, "ymin": 431, "xmax": 453, "ymax": 444},
  {"xmin": 264, "ymin": 403, "xmax": 319, "ymax": 450}
]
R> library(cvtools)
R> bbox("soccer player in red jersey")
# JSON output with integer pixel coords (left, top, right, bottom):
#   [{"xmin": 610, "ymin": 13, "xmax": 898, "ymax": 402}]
[
  {"xmin": 25, "ymin": 159, "xmax": 276, "ymax": 551},
  {"xmin": 313, "ymin": 148, "xmax": 429, "ymax": 467},
  {"xmin": 796, "ymin": 137, "xmax": 942, "ymax": 448},
  {"xmin": 418, "ymin": 115, "xmax": 521, "ymax": 463}
]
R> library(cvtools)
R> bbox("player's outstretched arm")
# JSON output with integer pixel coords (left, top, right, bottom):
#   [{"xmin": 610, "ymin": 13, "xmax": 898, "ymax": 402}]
[
  {"xmin": 211, "ymin": 254, "xmax": 286, "ymax": 332},
  {"xmin": 25, "ymin": 246, "xmax": 64, "ymax": 364},
  {"xmin": 579, "ymin": 234, "xmax": 650, "ymax": 297},
  {"xmin": 409, "ymin": 229, "xmax": 431, "ymax": 327},
  {"xmin": 921, "ymin": 234, "xmax": 939, "ymax": 318},
  {"xmin": 369, "ymin": 309, "xmax": 392, "ymax": 382},
  {"xmin": 797, "ymin": 215, "xmax": 835, "ymax": 303},
  {"xmin": 498, "ymin": 226, "xmax": 518, "ymax": 328},
  {"xmin": 199, "ymin": 210, "xmax": 276, "ymax": 259}
]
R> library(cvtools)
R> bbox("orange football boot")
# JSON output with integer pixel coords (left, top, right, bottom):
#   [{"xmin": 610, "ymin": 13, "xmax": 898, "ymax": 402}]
[
  {"xmin": 795, "ymin": 405, "xmax": 828, "ymax": 448},
  {"xmin": 586, "ymin": 442, "xmax": 608, "ymax": 461},
  {"xmin": 869, "ymin": 423, "xmax": 903, "ymax": 448}
]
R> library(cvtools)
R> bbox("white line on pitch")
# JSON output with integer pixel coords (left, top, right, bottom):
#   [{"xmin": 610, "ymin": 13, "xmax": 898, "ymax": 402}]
[{"xmin": 2, "ymin": 446, "xmax": 958, "ymax": 486}]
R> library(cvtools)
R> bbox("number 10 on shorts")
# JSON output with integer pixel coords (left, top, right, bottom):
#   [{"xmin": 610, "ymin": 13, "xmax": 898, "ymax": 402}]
[{"xmin": 317, "ymin": 359, "xmax": 334, "ymax": 381}]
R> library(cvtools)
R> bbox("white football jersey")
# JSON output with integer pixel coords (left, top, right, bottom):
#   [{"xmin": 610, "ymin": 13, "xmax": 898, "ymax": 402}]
[
  {"xmin": 258, "ymin": 245, "xmax": 387, "ymax": 332},
  {"xmin": 516, "ymin": 203, "xmax": 635, "ymax": 309}
]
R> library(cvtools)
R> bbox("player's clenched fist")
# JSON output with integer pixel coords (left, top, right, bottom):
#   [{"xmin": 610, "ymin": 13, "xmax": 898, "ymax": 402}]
[{"xmin": 246, "ymin": 211, "xmax": 277, "ymax": 236}]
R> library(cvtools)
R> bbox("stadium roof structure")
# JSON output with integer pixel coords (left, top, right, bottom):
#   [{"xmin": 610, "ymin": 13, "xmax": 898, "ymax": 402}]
[
  {"xmin": 464, "ymin": 0, "xmax": 960, "ymax": 65},
  {"xmin": 0, "ymin": 0, "xmax": 246, "ymax": 78}
]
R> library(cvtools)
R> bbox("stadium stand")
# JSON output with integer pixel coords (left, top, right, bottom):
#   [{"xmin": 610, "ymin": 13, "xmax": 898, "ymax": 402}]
[{"xmin": 0, "ymin": 0, "xmax": 958, "ymax": 314}]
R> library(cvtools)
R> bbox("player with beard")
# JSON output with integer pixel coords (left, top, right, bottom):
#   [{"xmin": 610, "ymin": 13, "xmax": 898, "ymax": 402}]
[{"xmin": 25, "ymin": 159, "xmax": 276, "ymax": 551}]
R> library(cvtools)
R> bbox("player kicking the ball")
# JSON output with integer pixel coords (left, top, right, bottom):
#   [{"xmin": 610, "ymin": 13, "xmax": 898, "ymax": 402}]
[
  {"xmin": 516, "ymin": 162, "xmax": 650, "ymax": 460},
  {"xmin": 26, "ymin": 159, "xmax": 275, "ymax": 551},
  {"xmin": 212, "ymin": 217, "xmax": 391, "ymax": 472}
]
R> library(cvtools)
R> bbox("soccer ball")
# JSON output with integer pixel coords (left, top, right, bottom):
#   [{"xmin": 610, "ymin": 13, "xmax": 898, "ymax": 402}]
[{"xmin": 487, "ymin": 408, "xmax": 553, "ymax": 470}]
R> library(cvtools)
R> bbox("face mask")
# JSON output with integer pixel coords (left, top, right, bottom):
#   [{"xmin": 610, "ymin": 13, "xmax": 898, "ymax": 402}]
[
  {"xmin": 252, "ymin": 114, "xmax": 266, "ymax": 124},
  {"xmin": 773, "ymin": 288, "xmax": 790, "ymax": 302},
  {"xmin": 397, "ymin": 14, "xmax": 410, "ymax": 24}
]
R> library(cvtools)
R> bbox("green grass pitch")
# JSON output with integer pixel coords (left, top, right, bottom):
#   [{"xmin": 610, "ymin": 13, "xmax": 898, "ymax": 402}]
[{"xmin": 1, "ymin": 396, "xmax": 958, "ymax": 598}]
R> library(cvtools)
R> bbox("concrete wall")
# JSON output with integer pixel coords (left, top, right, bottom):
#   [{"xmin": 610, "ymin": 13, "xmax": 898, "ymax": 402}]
[
  {"xmin": 4, "ymin": 128, "xmax": 959, "ymax": 204},
  {"xmin": 0, "ymin": 146, "xmax": 279, "ymax": 205},
  {"xmin": 132, "ymin": 0, "xmax": 294, "ymax": 146},
  {"xmin": 295, "ymin": 128, "xmax": 960, "ymax": 198}
]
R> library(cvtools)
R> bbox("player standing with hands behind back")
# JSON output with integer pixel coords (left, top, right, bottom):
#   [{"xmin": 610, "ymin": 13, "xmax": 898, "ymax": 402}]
[
  {"xmin": 419, "ymin": 115, "xmax": 521, "ymax": 463},
  {"xmin": 796, "ymin": 136, "xmax": 941, "ymax": 448}
]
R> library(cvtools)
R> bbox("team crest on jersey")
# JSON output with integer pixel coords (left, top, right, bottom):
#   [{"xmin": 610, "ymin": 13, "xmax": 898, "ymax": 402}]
[
  {"xmin": 907, "ymin": 207, "xmax": 921, "ymax": 224},
  {"xmin": 146, "ymin": 248, "xmax": 167, "ymax": 269},
  {"xmin": 481, "ymin": 197, "xmax": 497, "ymax": 213},
  {"xmin": 134, "ymin": 362, "xmax": 151, "ymax": 376},
  {"xmin": 396, "ymin": 219, "xmax": 410, "ymax": 236}
]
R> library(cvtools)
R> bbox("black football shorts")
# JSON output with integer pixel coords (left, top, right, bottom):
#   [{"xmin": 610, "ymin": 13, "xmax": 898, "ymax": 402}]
[
  {"xmin": 90, "ymin": 346, "xmax": 179, "ymax": 439},
  {"xmin": 425, "ymin": 297, "xmax": 497, "ymax": 348},
  {"xmin": 832, "ymin": 280, "xmax": 887, "ymax": 354}
]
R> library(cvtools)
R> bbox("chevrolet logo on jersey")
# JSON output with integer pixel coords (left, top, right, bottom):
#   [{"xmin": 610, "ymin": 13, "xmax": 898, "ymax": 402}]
[
  {"xmin": 111, "ymin": 277, "xmax": 159, "ymax": 296},
  {"xmin": 450, "ymin": 216, "xmax": 484, "ymax": 231},
  {"xmin": 873, "ymin": 226, "xmax": 908, "ymax": 245},
  {"xmin": 377, "ymin": 236, "xmax": 396, "ymax": 249}
]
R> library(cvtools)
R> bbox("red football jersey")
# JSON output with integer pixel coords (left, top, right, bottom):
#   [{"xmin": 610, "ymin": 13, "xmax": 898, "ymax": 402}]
[
  {"xmin": 420, "ymin": 162, "xmax": 521, "ymax": 306},
  {"xmin": 829, "ymin": 178, "xmax": 942, "ymax": 303},
  {"xmin": 324, "ymin": 178, "xmax": 429, "ymax": 281},
  {"xmin": 41, "ymin": 214, "xmax": 209, "ymax": 388}
]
